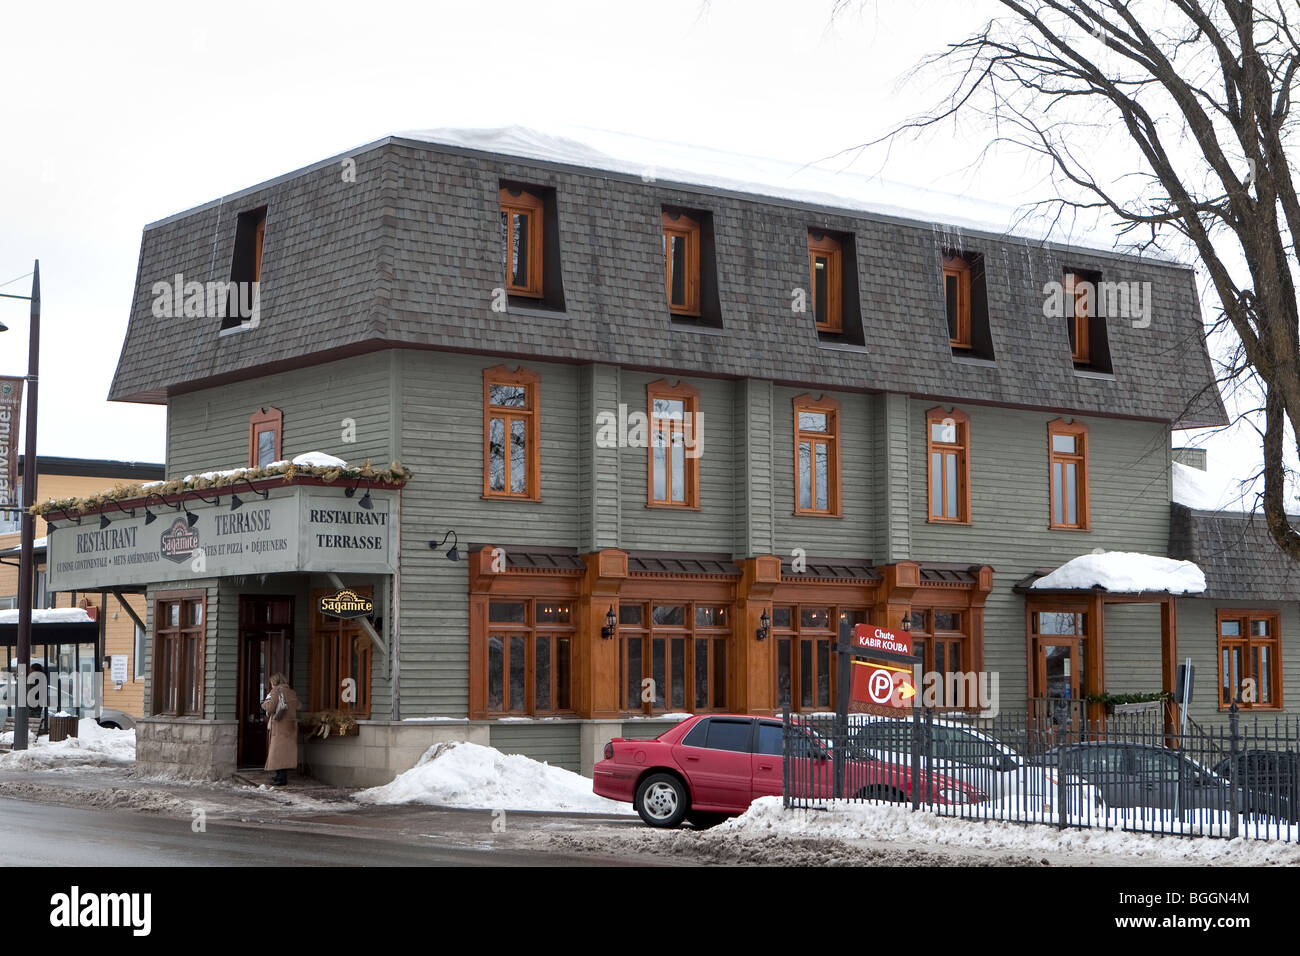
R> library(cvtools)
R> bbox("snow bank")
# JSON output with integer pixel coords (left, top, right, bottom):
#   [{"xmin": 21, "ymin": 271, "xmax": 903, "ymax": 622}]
[
  {"xmin": 0, "ymin": 607, "xmax": 93, "ymax": 624},
  {"xmin": 0, "ymin": 719, "xmax": 135, "ymax": 769},
  {"xmin": 728, "ymin": 798, "xmax": 1300, "ymax": 865},
  {"xmin": 1031, "ymin": 551, "xmax": 1206, "ymax": 594},
  {"xmin": 354, "ymin": 740, "xmax": 634, "ymax": 814}
]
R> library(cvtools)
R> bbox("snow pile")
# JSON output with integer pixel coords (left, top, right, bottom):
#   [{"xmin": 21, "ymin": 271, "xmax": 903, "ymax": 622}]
[
  {"xmin": 290, "ymin": 452, "xmax": 347, "ymax": 468},
  {"xmin": 1031, "ymin": 551, "xmax": 1206, "ymax": 594},
  {"xmin": 727, "ymin": 798, "xmax": 1300, "ymax": 865},
  {"xmin": 0, "ymin": 607, "xmax": 94, "ymax": 625},
  {"xmin": 1172, "ymin": 460, "xmax": 1251, "ymax": 512},
  {"xmin": 354, "ymin": 740, "xmax": 634, "ymax": 814},
  {"xmin": 0, "ymin": 719, "xmax": 135, "ymax": 769}
]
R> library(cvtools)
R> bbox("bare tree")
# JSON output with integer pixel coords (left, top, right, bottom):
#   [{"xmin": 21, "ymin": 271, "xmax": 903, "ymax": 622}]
[{"xmin": 878, "ymin": 0, "xmax": 1300, "ymax": 558}]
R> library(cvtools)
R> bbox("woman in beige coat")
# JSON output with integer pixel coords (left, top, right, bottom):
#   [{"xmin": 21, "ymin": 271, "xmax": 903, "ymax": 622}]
[{"xmin": 262, "ymin": 673, "xmax": 301, "ymax": 785}]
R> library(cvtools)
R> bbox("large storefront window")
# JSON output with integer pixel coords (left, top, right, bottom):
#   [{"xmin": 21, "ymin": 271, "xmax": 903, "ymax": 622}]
[
  {"xmin": 487, "ymin": 600, "xmax": 574, "ymax": 716},
  {"xmin": 774, "ymin": 605, "xmax": 867, "ymax": 712},
  {"xmin": 619, "ymin": 602, "xmax": 729, "ymax": 714},
  {"xmin": 153, "ymin": 591, "xmax": 206, "ymax": 717},
  {"xmin": 1218, "ymin": 610, "xmax": 1282, "ymax": 709}
]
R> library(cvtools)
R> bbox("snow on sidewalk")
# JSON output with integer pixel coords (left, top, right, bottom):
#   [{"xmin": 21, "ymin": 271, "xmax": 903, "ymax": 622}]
[
  {"xmin": 0, "ymin": 719, "xmax": 135, "ymax": 770},
  {"xmin": 726, "ymin": 798, "xmax": 1300, "ymax": 865},
  {"xmin": 354, "ymin": 740, "xmax": 634, "ymax": 814}
]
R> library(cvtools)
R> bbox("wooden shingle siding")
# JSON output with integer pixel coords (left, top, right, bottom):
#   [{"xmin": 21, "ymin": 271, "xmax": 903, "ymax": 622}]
[
  {"xmin": 617, "ymin": 370, "xmax": 734, "ymax": 553},
  {"xmin": 396, "ymin": 351, "xmax": 582, "ymax": 716},
  {"xmin": 488, "ymin": 723, "xmax": 581, "ymax": 772},
  {"xmin": 907, "ymin": 400, "xmax": 1172, "ymax": 715},
  {"xmin": 113, "ymin": 140, "xmax": 1225, "ymax": 433},
  {"xmin": 733, "ymin": 379, "xmax": 775, "ymax": 558},
  {"xmin": 166, "ymin": 351, "xmax": 395, "ymax": 476}
]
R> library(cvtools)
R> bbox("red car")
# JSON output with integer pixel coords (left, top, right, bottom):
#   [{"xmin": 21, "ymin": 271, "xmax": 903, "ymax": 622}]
[{"xmin": 594, "ymin": 714, "xmax": 986, "ymax": 828}]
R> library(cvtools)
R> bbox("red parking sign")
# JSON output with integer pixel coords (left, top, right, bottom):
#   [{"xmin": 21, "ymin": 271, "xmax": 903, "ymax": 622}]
[{"xmin": 850, "ymin": 659, "xmax": 916, "ymax": 710}]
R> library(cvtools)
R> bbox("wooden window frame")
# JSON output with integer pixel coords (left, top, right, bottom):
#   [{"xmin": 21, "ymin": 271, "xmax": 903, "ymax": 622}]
[
  {"xmin": 943, "ymin": 254, "xmax": 972, "ymax": 349},
  {"xmin": 151, "ymin": 589, "xmax": 206, "ymax": 718},
  {"xmin": 647, "ymin": 379, "xmax": 700, "ymax": 509},
  {"xmin": 248, "ymin": 406, "xmax": 283, "ymax": 469},
  {"xmin": 926, "ymin": 406, "xmax": 971, "ymax": 524},
  {"xmin": 1048, "ymin": 418, "xmax": 1090, "ymax": 531},
  {"xmin": 907, "ymin": 608, "xmax": 971, "ymax": 709},
  {"xmin": 793, "ymin": 394, "xmax": 841, "ymax": 517},
  {"xmin": 1065, "ymin": 271, "xmax": 1091, "ymax": 364},
  {"xmin": 808, "ymin": 231, "xmax": 843, "ymax": 332},
  {"xmin": 499, "ymin": 186, "xmax": 545, "ymax": 298},
  {"xmin": 310, "ymin": 586, "xmax": 373, "ymax": 718},
  {"xmin": 1216, "ymin": 609, "xmax": 1283, "ymax": 711},
  {"xmin": 773, "ymin": 605, "xmax": 866, "ymax": 713},
  {"xmin": 619, "ymin": 601, "xmax": 730, "ymax": 715},
  {"xmin": 482, "ymin": 365, "xmax": 541, "ymax": 501},
  {"xmin": 662, "ymin": 210, "xmax": 701, "ymax": 316},
  {"xmin": 486, "ymin": 598, "xmax": 577, "ymax": 717}
]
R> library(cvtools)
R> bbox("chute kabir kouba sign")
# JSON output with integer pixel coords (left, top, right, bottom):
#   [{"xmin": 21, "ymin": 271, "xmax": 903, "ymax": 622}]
[{"xmin": 848, "ymin": 624, "xmax": 918, "ymax": 711}]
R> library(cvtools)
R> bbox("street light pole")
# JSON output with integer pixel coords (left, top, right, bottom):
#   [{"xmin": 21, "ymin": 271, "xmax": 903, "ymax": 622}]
[{"xmin": 1, "ymin": 261, "xmax": 40, "ymax": 751}]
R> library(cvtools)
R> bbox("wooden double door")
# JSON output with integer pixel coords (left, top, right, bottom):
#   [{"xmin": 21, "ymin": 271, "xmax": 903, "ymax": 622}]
[{"xmin": 237, "ymin": 596, "xmax": 294, "ymax": 768}]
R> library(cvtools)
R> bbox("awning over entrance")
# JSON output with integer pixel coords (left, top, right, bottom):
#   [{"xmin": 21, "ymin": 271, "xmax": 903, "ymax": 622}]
[
  {"xmin": 43, "ymin": 482, "xmax": 400, "ymax": 592},
  {"xmin": 0, "ymin": 607, "xmax": 98, "ymax": 645},
  {"xmin": 1014, "ymin": 550, "xmax": 1206, "ymax": 596}
]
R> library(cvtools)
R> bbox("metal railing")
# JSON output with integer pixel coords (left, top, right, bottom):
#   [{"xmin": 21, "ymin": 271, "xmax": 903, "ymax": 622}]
[{"xmin": 783, "ymin": 706, "xmax": 1300, "ymax": 841}]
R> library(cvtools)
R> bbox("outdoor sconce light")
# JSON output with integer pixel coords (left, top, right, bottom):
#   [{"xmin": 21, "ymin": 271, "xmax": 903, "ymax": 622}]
[
  {"xmin": 99, "ymin": 514, "xmax": 111, "ymax": 529},
  {"xmin": 185, "ymin": 490, "xmax": 219, "ymax": 525},
  {"xmin": 45, "ymin": 519, "xmax": 56, "ymax": 531},
  {"xmin": 345, "ymin": 482, "xmax": 374, "ymax": 511},
  {"xmin": 231, "ymin": 479, "xmax": 269, "ymax": 511},
  {"xmin": 429, "ymin": 530, "xmax": 460, "ymax": 562},
  {"xmin": 756, "ymin": 609, "xmax": 771, "ymax": 642},
  {"xmin": 100, "ymin": 500, "xmax": 137, "ymax": 527},
  {"xmin": 142, "ymin": 493, "xmax": 170, "ymax": 525},
  {"xmin": 901, "ymin": 617, "xmax": 912, "ymax": 631},
  {"xmin": 601, "ymin": 606, "xmax": 617, "ymax": 640}
]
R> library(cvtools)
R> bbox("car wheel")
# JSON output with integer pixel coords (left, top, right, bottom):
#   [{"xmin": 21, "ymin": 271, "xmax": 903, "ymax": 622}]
[
  {"xmin": 858, "ymin": 785, "xmax": 907, "ymax": 803},
  {"xmin": 635, "ymin": 773, "xmax": 689, "ymax": 828},
  {"xmin": 686, "ymin": 811, "xmax": 727, "ymax": 830}
]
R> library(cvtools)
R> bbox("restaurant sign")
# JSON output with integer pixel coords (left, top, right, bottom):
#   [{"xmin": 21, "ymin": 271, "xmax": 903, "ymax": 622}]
[
  {"xmin": 319, "ymin": 588, "xmax": 374, "ymax": 619},
  {"xmin": 46, "ymin": 486, "xmax": 398, "ymax": 591}
]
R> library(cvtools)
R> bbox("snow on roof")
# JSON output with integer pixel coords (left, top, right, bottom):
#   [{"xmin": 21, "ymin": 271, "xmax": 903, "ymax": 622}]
[
  {"xmin": 399, "ymin": 125, "xmax": 1150, "ymax": 255},
  {"xmin": 1031, "ymin": 551, "xmax": 1206, "ymax": 594},
  {"xmin": 291, "ymin": 452, "xmax": 347, "ymax": 468},
  {"xmin": 0, "ymin": 607, "xmax": 94, "ymax": 625},
  {"xmin": 1171, "ymin": 460, "xmax": 1261, "ymax": 513}
]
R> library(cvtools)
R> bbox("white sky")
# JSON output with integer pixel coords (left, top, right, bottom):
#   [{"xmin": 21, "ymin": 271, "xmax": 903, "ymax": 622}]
[{"xmin": 0, "ymin": 0, "xmax": 1268, "ymax": 499}]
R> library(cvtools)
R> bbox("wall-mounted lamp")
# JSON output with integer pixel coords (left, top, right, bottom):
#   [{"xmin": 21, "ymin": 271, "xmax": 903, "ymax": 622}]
[
  {"xmin": 345, "ymin": 482, "xmax": 373, "ymax": 510},
  {"xmin": 99, "ymin": 513, "xmax": 111, "ymax": 529},
  {"xmin": 428, "ymin": 530, "xmax": 460, "ymax": 561},
  {"xmin": 231, "ymin": 479, "xmax": 269, "ymax": 511},
  {"xmin": 901, "ymin": 616, "xmax": 912, "ymax": 632},
  {"xmin": 756, "ymin": 609, "xmax": 771, "ymax": 642},
  {"xmin": 601, "ymin": 605, "xmax": 617, "ymax": 640}
]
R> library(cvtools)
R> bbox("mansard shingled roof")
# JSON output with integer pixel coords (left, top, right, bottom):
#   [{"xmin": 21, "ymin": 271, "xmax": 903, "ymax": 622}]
[
  {"xmin": 109, "ymin": 136, "xmax": 1226, "ymax": 427},
  {"xmin": 1169, "ymin": 504, "xmax": 1300, "ymax": 600}
]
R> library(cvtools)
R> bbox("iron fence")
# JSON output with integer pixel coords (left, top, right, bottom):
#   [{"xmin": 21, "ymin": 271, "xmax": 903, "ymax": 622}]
[{"xmin": 783, "ymin": 705, "xmax": 1300, "ymax": 841}]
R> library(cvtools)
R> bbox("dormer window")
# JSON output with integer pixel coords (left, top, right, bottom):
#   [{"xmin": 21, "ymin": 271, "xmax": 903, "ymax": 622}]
[
  {"xmin": 943, "ymin": 255, "xmax": 971, "ymax": 349},
  {"xmin": 662, "ymin": 210, "xmax": 701, "ymax": 316},
  {"xmin": 1063, "ymin": 268, "xmax": 1112, "ymax": 372},
  {"xmin": 808, "ymin": 232, "xmax": 843, "ymax": 333},
  {"xmin": 500, "ymin": 187, "xmax": 544, "ymax": 298},
  {"xmin": 224, "ymin": 206, "xmax": 266, "ymax": 330}
]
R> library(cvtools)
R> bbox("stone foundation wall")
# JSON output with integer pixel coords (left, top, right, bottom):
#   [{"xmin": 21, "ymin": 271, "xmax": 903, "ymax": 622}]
[{"xmin": 135, "ymin": 718, "xmax": 237, "ymax": 781}]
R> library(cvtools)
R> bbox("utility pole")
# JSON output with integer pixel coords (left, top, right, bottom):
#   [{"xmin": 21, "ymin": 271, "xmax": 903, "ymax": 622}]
[{"xmin": 1, "ymin": 260, "xmax": 40, "ymax": 750}]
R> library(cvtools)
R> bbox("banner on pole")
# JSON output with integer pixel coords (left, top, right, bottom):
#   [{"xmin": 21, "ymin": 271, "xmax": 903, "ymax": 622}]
[{"xmin": 0, "ymin": 376, "xmax": 23, "ymax": 512}]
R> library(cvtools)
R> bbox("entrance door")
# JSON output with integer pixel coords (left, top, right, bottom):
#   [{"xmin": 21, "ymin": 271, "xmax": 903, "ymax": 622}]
[
  {"xmin": 1033, "ymin": 638, "xmax": 1083, "ymax": 734},
  {"xmin": 237, "ymin": 596, "xmax": 294, "ymax": 768}
]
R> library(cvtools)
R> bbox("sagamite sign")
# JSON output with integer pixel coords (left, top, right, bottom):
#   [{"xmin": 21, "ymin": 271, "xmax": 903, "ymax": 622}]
[
  {"xmin": 0, "ymin": 376, "xmax": 22, "ymax": 512},
  {"xmin": 319, "ymin": 588, "xmax": 374, "ymax": 619},
  {"xmin": 46, "ymin": 486, "xmax": 398, "ymax": 591}
]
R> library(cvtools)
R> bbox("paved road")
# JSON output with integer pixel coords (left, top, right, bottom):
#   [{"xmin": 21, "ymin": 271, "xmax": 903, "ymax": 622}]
[{"xmin": 0, "ymin": 796, "xmax": 664, "ymax": 866}]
